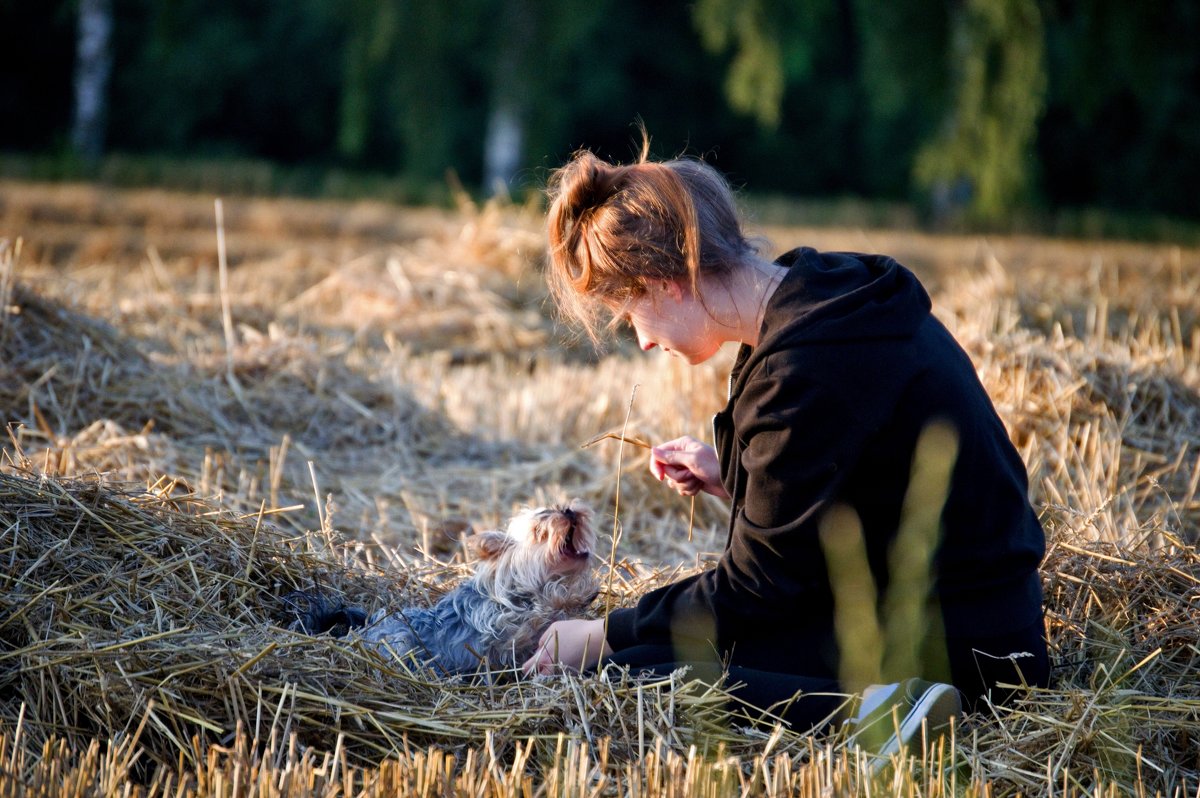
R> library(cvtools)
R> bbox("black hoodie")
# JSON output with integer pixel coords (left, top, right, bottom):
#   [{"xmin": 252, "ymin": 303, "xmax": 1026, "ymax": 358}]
[{"xmin": 605, "ymin": 248, "xmax": 1045, "ymax": 674}]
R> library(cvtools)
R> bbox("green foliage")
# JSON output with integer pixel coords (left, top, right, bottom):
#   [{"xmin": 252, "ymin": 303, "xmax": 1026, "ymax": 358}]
[
  {"xmin": 3, "ymin": 0, "xmax": 1198, "ymax": 224},
  {"xmin": 107, "ymin": 0, "xmax": 345, "ymax": 160},
  {"xmin": 693, "ymin": 0, "xmax": 785, "ymax": 127},
  {"xmin": 852, "ymin": 0, "xmax": 950, "ymax": 195},
  {"xmin": 692, "ymin": 0, "xmax": 831, "ymax": 128},
  {"xmin": 913, "ymin": 0, "xmax": 1047, "ymax": 222},
  {"xmin": 1039, "ymin": 0, "xmax": 1200, "ymax": 217},
  {"xmin": 854, "ymin": 0, "xmax": 949, "ymax": 121},
  {"xmin": 336, "ymin": 0, "xmax": 400, "ymax": 162},
  {"xmin": 480, "ymin": 0, "xmax": 614, "ymax": 190}
]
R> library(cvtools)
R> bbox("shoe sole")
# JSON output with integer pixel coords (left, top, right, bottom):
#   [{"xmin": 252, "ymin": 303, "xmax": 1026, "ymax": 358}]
[{"xmin": 875, "ymin": 683, "xmax": 960, "ymax": 760}]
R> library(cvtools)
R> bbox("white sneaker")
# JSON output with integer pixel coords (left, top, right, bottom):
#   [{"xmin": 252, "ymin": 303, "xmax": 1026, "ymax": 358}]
[{"xmin": 850, "ymin": 678, "xmax": 961, "ymax": 762}]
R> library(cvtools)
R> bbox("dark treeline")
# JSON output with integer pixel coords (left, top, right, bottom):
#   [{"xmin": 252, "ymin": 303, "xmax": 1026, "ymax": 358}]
[{"xmin": 2, "ymin": 0, "xmax": 1197, "ymax": 225}]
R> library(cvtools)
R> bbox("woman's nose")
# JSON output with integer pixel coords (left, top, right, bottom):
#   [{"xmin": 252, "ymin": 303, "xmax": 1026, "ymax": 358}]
[{"xmin": 637, "ymin": 332, "xmax": 656, "ymax": 351}]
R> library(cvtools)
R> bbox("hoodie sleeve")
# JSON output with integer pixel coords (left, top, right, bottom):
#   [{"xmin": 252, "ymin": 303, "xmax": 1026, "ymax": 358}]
[{"xmin": 606, "ymin": 356, "xmax": 881, "ymax": 654}]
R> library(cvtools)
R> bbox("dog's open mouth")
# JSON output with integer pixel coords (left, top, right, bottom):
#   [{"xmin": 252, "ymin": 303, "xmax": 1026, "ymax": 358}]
[
  {"xmin": 566, "ymin": 520, "xmax": 595, "ymax": 556},
  {"xmin": 560, "ymin": 511, "xmax": 591, "ymax": 562}
]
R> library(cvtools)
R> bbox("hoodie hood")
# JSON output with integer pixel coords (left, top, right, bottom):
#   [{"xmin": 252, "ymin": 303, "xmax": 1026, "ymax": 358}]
[
  {"xmin": 726, "ymin": 248, "xmax": 933, "ymax": 398},
  {"xmin": 761, "ymin": 248, "xmax": 932, "ymax": 347}
]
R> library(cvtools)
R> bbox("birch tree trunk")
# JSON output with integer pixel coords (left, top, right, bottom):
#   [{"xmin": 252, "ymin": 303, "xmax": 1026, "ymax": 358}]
[
  {"xmin": 483, "ymin": 100, "xmax": 525, "ymax": 196},
  {"xmin": 71, "ymin": 0, "xmax": 114, "ymax": 161},
  {"xmin": 482, "ymin": 0, "xmax": 534, "ymax": 195}
]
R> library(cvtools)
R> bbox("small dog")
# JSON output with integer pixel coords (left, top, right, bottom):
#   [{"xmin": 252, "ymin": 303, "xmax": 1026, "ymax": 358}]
[{"xmin": 288, "ymin": 501, "xmax": 598, "ymax": 674}]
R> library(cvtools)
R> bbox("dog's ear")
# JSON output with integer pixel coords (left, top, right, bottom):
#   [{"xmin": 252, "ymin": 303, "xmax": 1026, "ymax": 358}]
[{"xmin": 467, "ymin": 530, "xmax": 515, "ymax": 560}]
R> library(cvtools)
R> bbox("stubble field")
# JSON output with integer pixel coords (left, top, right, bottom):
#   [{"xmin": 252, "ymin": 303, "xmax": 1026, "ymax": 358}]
[{"xmin": 1, "ymin": 179, "xmax": 1199, "ymax": 796}]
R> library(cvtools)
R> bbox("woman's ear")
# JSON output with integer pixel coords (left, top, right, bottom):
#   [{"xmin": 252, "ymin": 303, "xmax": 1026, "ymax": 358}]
[{"xmin": 662, "ymin": 278, "xmax": 686, "ymax": 303}]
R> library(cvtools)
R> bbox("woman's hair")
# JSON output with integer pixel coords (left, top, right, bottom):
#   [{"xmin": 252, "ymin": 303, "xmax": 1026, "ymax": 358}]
[{"xmin": 545, "ymin": 139, "xmax": 756, "ymax": 343}]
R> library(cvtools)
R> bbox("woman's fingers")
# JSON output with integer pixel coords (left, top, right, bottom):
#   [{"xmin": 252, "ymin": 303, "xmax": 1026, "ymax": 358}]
[
  {"xmin": 650, "ymin": 459, "xmax": 674, "ymax": 483},
  {"xmin": 652, "ymin": 457, "xmax": 698, "ymax": 491},
  {"xmin": 523, "ymin": 619, "xmax": 610, "ymax": 674},
  {"xmin": 652, "ymin": 446, "xmax": 698, "ymax": 468},
  {"xmin": 652, "ymin": 439, "xmax": 722, "ymax": 497},
  {"xmin": 666, "ymin": 474, "xmax": 702, "ymax": 496},
  {"xmin": 660, "ymin": 462, "xmax": 694, "ymax": 482},
  {"xmin": 650, "ymin": 437, "xmax": 729, "ymax": 497},
  {"xmin": 652, "ymin": 447, "xmax": 702, "ymax": 481},
  {"xmin": 522, "ymin": 627, "xmax": 558, "ymax": 675}
]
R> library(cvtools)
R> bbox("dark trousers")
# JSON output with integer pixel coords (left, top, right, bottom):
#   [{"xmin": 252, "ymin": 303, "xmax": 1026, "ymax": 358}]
[
  {"xmin": 942, "ymin": 619, "xmax": 1052, "ymax": 711},
  {"xmin": 597, "ymin": 619, "xmax": 1050, "ymax": 732}
]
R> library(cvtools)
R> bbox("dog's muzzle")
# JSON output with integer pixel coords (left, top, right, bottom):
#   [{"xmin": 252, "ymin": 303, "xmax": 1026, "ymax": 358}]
[{"xmin": 562, "ymin": 512, "xmax": 590, "ymax": 560}]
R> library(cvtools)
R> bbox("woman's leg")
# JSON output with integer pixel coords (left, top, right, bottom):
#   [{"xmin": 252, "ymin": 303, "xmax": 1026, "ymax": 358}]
[
  {"xmin": 944, "ymin": 619, "xmax": 1051, "ymax": 711},
  {"xmin": 602, "ymin": 645, "xmax": 845, "ymax": 733}
]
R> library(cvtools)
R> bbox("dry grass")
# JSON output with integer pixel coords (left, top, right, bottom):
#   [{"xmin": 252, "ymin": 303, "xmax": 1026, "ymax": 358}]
[{"xmin": 2, "ymin": 179, "xmax": 1200, "ymax": 795}]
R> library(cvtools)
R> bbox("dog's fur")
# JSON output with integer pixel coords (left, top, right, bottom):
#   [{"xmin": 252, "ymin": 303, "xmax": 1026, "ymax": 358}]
[{"xmin": 287, "ymin": 501, "xmax": 598, "ymax": 674}]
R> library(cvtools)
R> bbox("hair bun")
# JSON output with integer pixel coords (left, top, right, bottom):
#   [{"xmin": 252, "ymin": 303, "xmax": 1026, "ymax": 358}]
[
  {"xmin": 544, "ymin": 137, "xmax": 752, "ymax": 345},
  {"xmin": 562, "ymin": 152, "xmax": 624, "ymax": 220}
]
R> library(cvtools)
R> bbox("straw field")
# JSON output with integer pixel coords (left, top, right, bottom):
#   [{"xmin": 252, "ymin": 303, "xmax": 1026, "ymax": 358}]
[{"xmin": 2, "ymin": 179, "xmax": 1199, "ymax": 796}]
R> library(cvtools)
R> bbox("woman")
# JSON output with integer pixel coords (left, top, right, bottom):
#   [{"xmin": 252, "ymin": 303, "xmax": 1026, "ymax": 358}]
[{"xmin": 523, "ymin": 142, "xmax": 1050, "ymax": 742}]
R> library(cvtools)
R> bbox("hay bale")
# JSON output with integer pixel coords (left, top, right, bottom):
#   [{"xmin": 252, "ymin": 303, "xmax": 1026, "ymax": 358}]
[
  {"xmin": 965, "ymin": 540, "xmax": 1200, "ymax": 792},
  {"xmin": 0, "ymin": 282, "xmax": 158, "ymax": 435},
  {"xmin": 5, "ymin": 466, "xmax": 1199, "ymax": 792},
  {"xmin": 0, "ymin": 471, "xmax": 744, "ymax": 772},
  {"xmin": 1, "ymin": 276, "xmax": 457, "ymax": 454}
]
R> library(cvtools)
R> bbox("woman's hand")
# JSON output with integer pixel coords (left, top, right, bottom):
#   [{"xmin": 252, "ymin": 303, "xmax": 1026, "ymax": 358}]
[
  {"xmin": 650, "ymin": 436, "xmax": 731, "ymax": 499},
  {"xmin": 522, "ymin": 618, "xmax": 612, "ymax": 675}
]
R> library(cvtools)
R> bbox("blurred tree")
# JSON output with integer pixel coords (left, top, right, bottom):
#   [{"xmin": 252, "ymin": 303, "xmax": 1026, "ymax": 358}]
[
  {"xmin": 70, "ymin": 0, "xmax": 114, "ymax": 160},
  {"xmin": 336, "ymin": 0, "xmax": 399, "ymax": 162},
  {"xmin": 545, "ymin": 1, "xmax": 733, "ymax": 175},
  {"xmin": 913, "ymin": 0, "xmax": 1047, "ymax": 223},
  {"xmin": 481, "ymin": 0, "xmax": 610, "ymax": 194},
  {"xmin": 0, "ymin": 0, "xmax": 76, "ymax": 151},
  {"xmin": 691, "ymin": 0, "xmax": 832, "ymax": 128},
  {"xmin": 853, "ymin": 0, "xmax": 950, "ymax": 197},
  {"xmin": 1039, "ymin": 0, "xmax": 1200, "ymax": 217},
  {"xmin": 3, "ymin": 0, "xmax": 1197, "ymax": 221},
  {"xmin": 483, "ymin": 0, "xmax": 535, "ymax": 194},
  {"xmin": 107, "ymin": 0, "xmax": 343, "ymax": 162},
  {"xmin": 722, "ymin": 0, "xmax": 873, "ymax": 198},
  {"xmin": 377, "ymin": 0, "xmax": 484, "ymax": 179}
]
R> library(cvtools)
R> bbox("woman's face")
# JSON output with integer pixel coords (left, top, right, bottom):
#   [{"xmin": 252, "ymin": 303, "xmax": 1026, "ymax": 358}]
[{"xmin": 621, "ymin": 280, "xmax": 722, "ymax": 365}]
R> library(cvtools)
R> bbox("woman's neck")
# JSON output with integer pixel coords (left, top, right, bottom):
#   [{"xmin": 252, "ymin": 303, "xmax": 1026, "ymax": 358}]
[{"xmin": 707, "ymin": 256, "xmax": 787, "ymax": 348}]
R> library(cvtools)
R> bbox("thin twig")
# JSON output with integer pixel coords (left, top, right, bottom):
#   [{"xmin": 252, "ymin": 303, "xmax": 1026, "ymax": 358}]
[
  {"xmin": 687, "ymin": 495, "xmax": 695, "ymax": 543},
  {"xmin": 580, "ymin": 431, "xmax": 651, "ymax": 450},
  {"xmin": 214, "ymin": 198, "xmax": 255, "ymax": 421},
  {"xmin": 602, "ymin": 385, "xmax": 639, "ymax": 637},
  {"xmin": 214, "ymin": 199, "xmax": 236, "ymax": 375},
  {"xmin": 581, "ymin": 430, "xmax": 695, "ymax": 542}
]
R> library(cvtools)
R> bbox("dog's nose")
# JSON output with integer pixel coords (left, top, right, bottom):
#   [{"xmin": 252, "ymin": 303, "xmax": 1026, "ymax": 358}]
[{"xmin": 563, "ymin": 507, "xmax": 576, "ymax": 522}]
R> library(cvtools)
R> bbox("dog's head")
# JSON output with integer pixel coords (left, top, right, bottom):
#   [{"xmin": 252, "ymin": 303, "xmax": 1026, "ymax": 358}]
[{"xmin": 466, "ymin": 500, "xmax": 596, "ymax": 588}]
